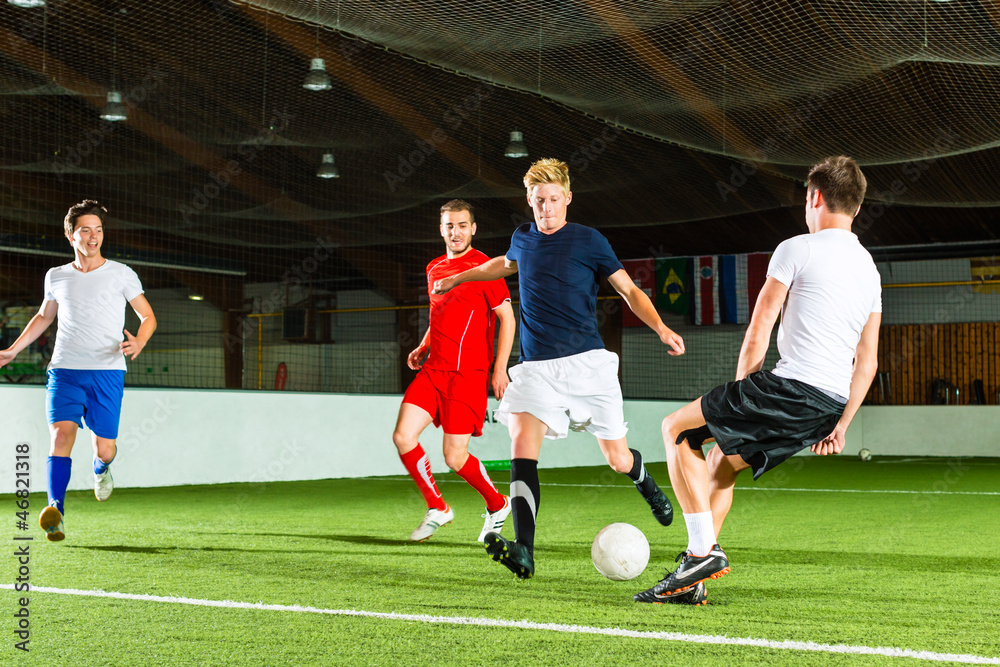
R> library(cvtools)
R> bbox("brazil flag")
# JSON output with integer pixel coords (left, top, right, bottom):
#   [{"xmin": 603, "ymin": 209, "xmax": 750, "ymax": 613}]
[{"xmin": 655, "ymin": 258, "xmax": 690, "ymax": 314}]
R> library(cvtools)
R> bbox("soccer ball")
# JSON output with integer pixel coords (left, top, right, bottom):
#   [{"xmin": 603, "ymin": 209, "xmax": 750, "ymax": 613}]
[
  {"xmin": 858, "ymin": 448, "xmax": 872, "ymax": 462},
  {"xmin": 591, "ymin": 523, "xmax": 649, "ymax": 581}
]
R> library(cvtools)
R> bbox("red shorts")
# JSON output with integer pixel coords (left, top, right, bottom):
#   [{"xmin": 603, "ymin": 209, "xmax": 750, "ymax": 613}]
[{"xmin": 403, "ymin": 368, "xmax": 488, "ymax": 437}]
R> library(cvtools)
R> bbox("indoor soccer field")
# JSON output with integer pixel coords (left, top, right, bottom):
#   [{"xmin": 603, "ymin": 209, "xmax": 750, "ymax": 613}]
[
  {"xmin": 7, "ymin": 456, "xmax": 999, "ymax": 666},
  {"xmin": 3, "ymin": 1, "xmax": 1000, "ymax": 666}
]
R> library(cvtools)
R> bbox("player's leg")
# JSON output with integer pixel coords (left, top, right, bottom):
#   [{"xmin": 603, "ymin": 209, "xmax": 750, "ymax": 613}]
[
  {"xmin": 483, "ymin": 411, "xmax": 546, "ymax": 578},
  {"xmin": 582, "ymin": 349, "xmax": 674, "ymax": 527},
  {"xmin": 85, "ymin": 370, "xmax": 125, "ymax": 502},
  {"xmin": 442, "ymin": 432, "xmax": 509, "ymax": 541},
  {"xmin": 40, "ymin": 369, "xmax": 85, "ymax": 541},
  {"xmin": 596, "ymin": 437, "xmax": 673, "ymax": 526},
  {"xmin": 92, "ymin": 435, "xmax": 117, "ymax": 502},
  {"xmin": 439, "ymin": 373, "xmax": 510, "ymax": 541},
  {"xmin": 635, "ymin": 399, "xmax": 730, "ymax": 602},
  {"xmin": 43, "ymin": 421, "xmax": 77, "ymax": 539},
  {"xmin": 706, "ymin": 444, "xmax": 750, "ymax": 538},
  {"xmin": 393, "ymin": 400, "xmax": 452, "ymax": 540}
]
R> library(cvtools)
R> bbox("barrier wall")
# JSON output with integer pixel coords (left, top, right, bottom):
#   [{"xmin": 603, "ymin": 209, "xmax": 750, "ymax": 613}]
[{"xmin": 1, "ymin": 386, "xmax": 997, "ymax": 494}]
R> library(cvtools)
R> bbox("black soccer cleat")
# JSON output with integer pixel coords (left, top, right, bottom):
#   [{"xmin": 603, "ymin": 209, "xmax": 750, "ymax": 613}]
[
  {"xmin": 633, "ymin": 544, "xmax": 730, "ymax": 600},
  {"xmin": 634, "ymin": 580, "xmax": 707, "ymax": 606},
  {"xmin": 643, "ymin": 487, "xmax": 674, "ymax": 526},
  {"xmin": 484, "ymin": 532, "xmax": 534, "ymax": 580}
]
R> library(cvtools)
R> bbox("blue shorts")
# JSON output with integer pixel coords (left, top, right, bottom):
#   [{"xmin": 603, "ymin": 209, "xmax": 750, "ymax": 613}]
[{"xmin": 46, "ymin": 369, "xmax": 126, "ymax": 439}]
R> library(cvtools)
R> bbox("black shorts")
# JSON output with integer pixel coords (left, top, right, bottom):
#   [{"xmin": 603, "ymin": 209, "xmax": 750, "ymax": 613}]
[{"xmin": 677, "ymin": 371, "xmax": 845, "ymax": 480}]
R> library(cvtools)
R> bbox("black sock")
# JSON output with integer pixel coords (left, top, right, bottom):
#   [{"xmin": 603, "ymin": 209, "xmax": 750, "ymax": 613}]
[
  {"xmin": 626, "ymin": 448, "xmax": 659, "ymax": 498},
  {"xmin": 510, "ymin": 458, "xmax": 539, "ymax": 553}
]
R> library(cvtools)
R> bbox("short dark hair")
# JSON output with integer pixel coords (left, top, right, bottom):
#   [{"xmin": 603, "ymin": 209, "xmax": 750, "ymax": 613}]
[
  {"xmin": 440, "ymin": 199, "xmax": 474, "ymax": 223},
  {"xmin": 807, "ymin": 156, "xmax": 867, "ymax": 215},
  {"xmin": 64, "ymin": 199, "xmax": 108, "ymax": 237}
]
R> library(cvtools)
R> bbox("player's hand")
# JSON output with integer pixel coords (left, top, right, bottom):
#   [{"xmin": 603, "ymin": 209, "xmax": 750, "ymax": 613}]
[
  {"xmin": 120, "ymin": 329, "xmax": 144, "ymax": 360},
  {"xmin": 0, "ymin": 348, "xmax": 15, "ymax": 368},
  {"xmin": 407, "ymin": 346, "xmax": 429, "ymax": 370},
  {"xmin": 432, "ymin": 276, "xmax": 457, "ymax": 294},
  {"xmin": 492, "ymin": 367, "xmax": 510, "ymax": 400},
  {"xmin": 811, "ymin": 427, "xmax": 846, "ymax": 455},
  {"xmin": 658, "ymin": 328, "xmax": 685, "ymax": 356}
]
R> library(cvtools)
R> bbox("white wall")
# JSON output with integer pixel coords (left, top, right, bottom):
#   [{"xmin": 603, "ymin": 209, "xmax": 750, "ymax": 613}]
[{"xmin": 1, "ymin": 387, "xmax": 997, "ymax": 494}]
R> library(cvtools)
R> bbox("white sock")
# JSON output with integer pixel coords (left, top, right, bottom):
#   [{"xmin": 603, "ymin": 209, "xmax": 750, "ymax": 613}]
[{"xmin": 683, "ymin": 511, "xmax": 716, "ymax": 556}]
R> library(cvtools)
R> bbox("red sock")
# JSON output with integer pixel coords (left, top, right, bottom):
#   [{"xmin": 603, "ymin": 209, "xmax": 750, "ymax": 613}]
[
  {"xmin": 399, "ymin": 444, "xmax": 446, "ymax": 511},
  {"xmin": 457, "ymin": 454, "xmax": 506, "ymax": 513}
]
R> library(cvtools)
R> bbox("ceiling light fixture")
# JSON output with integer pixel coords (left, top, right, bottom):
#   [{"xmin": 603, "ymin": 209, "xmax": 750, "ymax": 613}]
[
  {"xmin": 316, "ymin": 152, "xmax": 340, "ymax": 178},
  {"xmin": 7, "ymin": 0, "xmax": 46, "ymax": 8},
  {"xmin": 504, "ymin": 130, "xmax": 528, "ymax": 158},
  {"xmin": 303, "ymin": 58, "xmax": 332, "ymax": 91},
  {"xmin": 188, "ymin": 293, "xmax": 205, "ymax": 302},
  {"xmin": 100, "ymin": 91, "xmax": 127, "ymax": 121},
  {"xmin": 101, "ymin": 11, "xmax": 127, "ymax": 121}
]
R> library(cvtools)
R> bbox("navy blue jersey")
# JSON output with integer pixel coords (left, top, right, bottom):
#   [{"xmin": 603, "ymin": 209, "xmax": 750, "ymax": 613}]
[{"xmin": 506, "ymin": 222, "xmax": 623, "ymax": 361}]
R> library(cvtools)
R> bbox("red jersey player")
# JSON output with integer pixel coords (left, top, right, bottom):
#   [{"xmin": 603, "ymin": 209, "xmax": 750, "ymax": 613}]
[{"xmin": 392, "ymin": 199, "xmax": 516, "ymax": 543}]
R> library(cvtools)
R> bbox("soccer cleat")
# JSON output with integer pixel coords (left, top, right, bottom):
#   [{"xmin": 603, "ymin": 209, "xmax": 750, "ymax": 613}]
[
  {"xmin": 478, "ymin": 495, "xmax": 512, "ymax": 543},
  {"xmin": 634, "ymin": 580, "xmax": 707, "ymax": 606},
  {"xmin": 643, "ymin": 486, "xmax": 674, "ymax": 526},
  {"xmin": 633, "ymin": 545, "xmax": 730, "ymax": 599},
  {"xmin": 484, "ymin": 532, "xmax": 534, "ymax": 579},
  {"xmin": 39, "ymin": 504, "xmax": 65, "ymax": 542},
  {"xmin": 409, "ymin": 505, "xmax": 454, "ymax": 541},
  {"xmin": 94, "ymin": 460, "xmax": 114, "ymax": 502}
]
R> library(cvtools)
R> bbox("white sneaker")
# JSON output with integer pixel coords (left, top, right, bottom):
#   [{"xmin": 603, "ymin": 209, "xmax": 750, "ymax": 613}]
[
  {"xmin": 409, "ymin": 505, "xmax": 454, "ymax": 541},
  {"xmin": 94, "ymin": 465, "xmax": 114, "ymax": 502},
  {"xmin": 478, "ymin": 495, "xmax": 511, "ymax": 543}
]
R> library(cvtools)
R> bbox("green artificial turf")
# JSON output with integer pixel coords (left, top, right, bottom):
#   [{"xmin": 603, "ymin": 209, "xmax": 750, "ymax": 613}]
[{"xmin": 4, "ymin": 456, "xmax": 999, "ymax": 666}]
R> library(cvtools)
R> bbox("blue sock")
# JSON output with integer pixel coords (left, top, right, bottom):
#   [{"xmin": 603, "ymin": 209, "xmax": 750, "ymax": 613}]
[
  {"xmin": 47, "ymin": 456, "xmax": 72, "ymax": 515},
  {"xmin": 93, "ymin": 453, "xmax": 115, "ymax": 475}
]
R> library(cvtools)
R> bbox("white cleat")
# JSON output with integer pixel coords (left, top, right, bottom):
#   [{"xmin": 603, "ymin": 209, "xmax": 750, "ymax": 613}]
[
  {"xmin": 478, "ymin": 495, "xmax": 511, "ymax": 543},
  {"xmin": 95, "ymin": 468, "xmax": 114, "ymax": 502},
  {"xmin": 410, "ymin": 505, "xmax": 454, "ymax": 541}
]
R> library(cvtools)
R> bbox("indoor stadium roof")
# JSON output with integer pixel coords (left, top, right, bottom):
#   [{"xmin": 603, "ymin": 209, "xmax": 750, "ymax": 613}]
[{"xmin": 2, "ymin": 1, "xmax": 999, "ymax": 298}]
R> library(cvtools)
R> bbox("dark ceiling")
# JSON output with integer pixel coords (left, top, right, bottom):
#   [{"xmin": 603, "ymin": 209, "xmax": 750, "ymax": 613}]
[{"xmin": 2, "ymin": 0, "xmax": 999, "ymax": 305}]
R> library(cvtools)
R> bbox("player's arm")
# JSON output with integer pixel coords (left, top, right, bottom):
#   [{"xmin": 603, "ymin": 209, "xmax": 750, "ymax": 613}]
[
  {"xmin": 735, "ymin": 277, "xmax": 788, "ymax": 381},
  {"xmin": 121, "ymin": 294, "xmax": 157, "ymax": 361},
  {"xmin": 407, "ymin": 327, "xmax": 432, "ymax": 370},
  {"xmin": 0, "ymin": 300, "xmax": 58, "ymax": 368},
  {"xmin": 491, "ymin": 300, "xmax": 515, "ymax": 399},
  {"xmin": 606, "ymin": 269, "xmax": 684, "ymax": 356},
  {"xmin": 433, "ymin": 256, "xmax": 516, "ymax": 294},
  {"xmin": 812, "ymin": 311, "xmax": 881, "ymax": 456}
]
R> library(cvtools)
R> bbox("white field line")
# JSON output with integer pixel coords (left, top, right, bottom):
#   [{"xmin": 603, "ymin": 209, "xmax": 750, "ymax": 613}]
[
  {"xmin": 377, "ymin": 478, "xmax": 1000, "ymax": 496},
  {"xmin": 1, "ymin": 585, "xmax": 997, "ymax": 665}
]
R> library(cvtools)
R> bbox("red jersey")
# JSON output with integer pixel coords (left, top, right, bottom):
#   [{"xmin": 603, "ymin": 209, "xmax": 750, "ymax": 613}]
[{"xmin": 423, "ymin": 249, "xmax": 510, "ymax": 372}]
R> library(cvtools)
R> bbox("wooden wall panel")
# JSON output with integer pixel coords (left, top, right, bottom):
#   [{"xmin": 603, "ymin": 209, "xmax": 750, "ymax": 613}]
[{"xmin": 870, "ymin": 322, "xmax": 999, "ymax": 405}]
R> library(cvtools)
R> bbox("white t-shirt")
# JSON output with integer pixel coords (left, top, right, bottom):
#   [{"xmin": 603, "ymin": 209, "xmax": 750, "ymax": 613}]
[
  {"xmin": 44, "ymin": 260, "xmax": 144, "ymax": 371},
  {"xmin": 768, "ymin": 229, "xmax": 881, "ymax": 398}
]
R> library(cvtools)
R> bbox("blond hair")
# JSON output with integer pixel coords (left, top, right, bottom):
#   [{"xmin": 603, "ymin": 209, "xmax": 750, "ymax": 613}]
[{"xmin": 523, "ymin": 158, "xmax": 570, "ymax": 195}]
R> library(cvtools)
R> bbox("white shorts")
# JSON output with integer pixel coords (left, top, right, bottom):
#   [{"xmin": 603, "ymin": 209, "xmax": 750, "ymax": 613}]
[{"xmin": 496, "ymin": 348, "xmax": 628, "ymax": 440}]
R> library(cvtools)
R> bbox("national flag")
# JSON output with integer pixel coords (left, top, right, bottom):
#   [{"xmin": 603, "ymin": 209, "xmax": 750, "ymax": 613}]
[
  {"xmin": 692, "ymin": 256, "xmax": 719, "ymax": 325},
  {"xmin": 655, "ymin": 257, "xmax": 690, "ymax": 314},
  {"xmin": 747, "ymin": 252, "xmax": 770, "ymax": 317},
  {"xmin": 620, "ymin": 258, "xmax": 655, "ymax": 327},
  {"xmin": 718, "ymin": 255, "xmax": 749, "ymax": 324}
]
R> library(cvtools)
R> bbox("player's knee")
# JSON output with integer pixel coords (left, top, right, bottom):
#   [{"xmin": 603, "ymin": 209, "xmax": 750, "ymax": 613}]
[
  {"xmin": 443, "ymin": 450, "xmax": 466, "ymax": 471},
  {"xmin": 391, "ymin": 429, "xmax": 414, "ymax": 452},
  {"xmin": 605, "ymin": 450, "xmax": 632, "ymax": 474},
  {"xmin": 50, "ymin": 428, "xmax": 73, "ymax": 454},
  {"xmin": 661, "ymin": 414, "xmax": 679, "ymax": 444}
]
